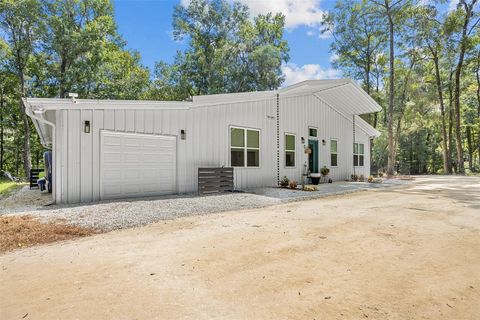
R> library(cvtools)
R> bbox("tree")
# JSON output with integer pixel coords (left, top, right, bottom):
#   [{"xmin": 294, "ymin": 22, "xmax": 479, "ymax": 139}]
[
  {"xmin": 323, "ymin": 1, "xmax": 385, "ymax": 105},
  {"xmin": 369, "ymin": 0, "xmax": 414, "ymax": 176},
  {"xmin": 151, "ymin": 0, "xmax": 289, "ymax": 100},
  {"xmin": 87, "ymin": 47, "xmax": 150, "ymax": 100},
  {"xmin": 0, "ymin": 0, "xmax": 44, "ymax": 177},
  {"xmin": 446, "ymin": 0, "xmax": 479, "ymax": 173},
  {"xmin": 415, "ymin": 5, "xmax": 452, "ymax": 173},
  {"xmin": 42, "ymin": 0, "xmax": 119, "ymax": 98}
]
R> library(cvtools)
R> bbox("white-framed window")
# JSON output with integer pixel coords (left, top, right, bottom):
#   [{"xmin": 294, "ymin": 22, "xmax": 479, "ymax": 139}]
[
  {"xmin": 285, "ymin": 133, "xmax": 296, "ymax": 167},
  {"xmin": 308, "ymin": 127, "xmax": 318, "ymax": 139},
  {"xmin": 353, "ymin": 143, "xmax": 364, "ymax": 167},
  {"xmin": 230, "ymin": 126, "xmax": 260, "ymax": 167},
  {"xmin": 331, "ymin": 139, "xmax": 338, "ymax": 167}
]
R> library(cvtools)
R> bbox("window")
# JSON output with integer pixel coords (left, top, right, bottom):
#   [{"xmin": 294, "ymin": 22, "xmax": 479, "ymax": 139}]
[
  {"xmin": 353, "ymin": 143, "xmax": 364, "ymax": 167},
  {"xmin": 309, "ymin": 127, "xmax": 317, "ymax": 138},
  {"xmin": 331, "ymin": 139, "xmax": 338, "ymax": 166},
  {"xmin": 230, "ymin": 127, "xmax": 260, "ymax": 167},
  {"xmin": 285, "ymin": 133, "xmax": 296, "ymax": 167}
]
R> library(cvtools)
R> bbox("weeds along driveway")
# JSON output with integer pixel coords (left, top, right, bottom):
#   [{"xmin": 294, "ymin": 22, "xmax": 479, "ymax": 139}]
[
  {"xmin": 0, "ymin": 176, "xmax": 479, "ymax": 319},
  {"xmin": 2, "ymin": 179, "xmax": 405, "ymax": 231}
]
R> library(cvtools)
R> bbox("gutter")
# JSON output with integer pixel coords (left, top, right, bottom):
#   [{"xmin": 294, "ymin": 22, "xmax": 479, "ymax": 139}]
[{"xmin": 22, "ymin": 98, "xmax": 56, "ymax": 149}]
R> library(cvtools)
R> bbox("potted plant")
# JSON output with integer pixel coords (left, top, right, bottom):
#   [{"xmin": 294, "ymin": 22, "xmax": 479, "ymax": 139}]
[
  {"xmin": 289, "ymin": 180, "xmax": 298, "ymax": 189},
  {"xmin": 320, "ymin": 166, "xmax": 330, "ymax": 176},
  {"xmin": 309, "ymin": 173, "xmax": 321, "ymax": 185},
  {"xmin": 280, "ymin": 176, "xmax": 290, "ymax": 188}
]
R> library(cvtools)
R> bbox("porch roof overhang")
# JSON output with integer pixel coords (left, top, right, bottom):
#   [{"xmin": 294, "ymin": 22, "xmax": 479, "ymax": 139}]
[{"xmin": 280, "ymin": 79, "xmax": 383, "ymax": 115}]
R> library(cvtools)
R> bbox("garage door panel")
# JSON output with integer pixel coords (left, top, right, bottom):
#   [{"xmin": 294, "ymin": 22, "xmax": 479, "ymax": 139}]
[
  {"xmin": 101, "ymin": 131, "xmax": 176, "ymax": 200},
  {"xmin": 103, "ymin": 152, "xmax": 123, "ymax": 163},
  {"xmin": 103, "ymin": 135, "xmax": 122, "ymax": 145},
  {"xmin": 124, "ymin": 184, "xmax": 142, "ymax": 194},
  {"xmin": 103, "ymin": 185, "xmax": 122, "ymax": 197}
]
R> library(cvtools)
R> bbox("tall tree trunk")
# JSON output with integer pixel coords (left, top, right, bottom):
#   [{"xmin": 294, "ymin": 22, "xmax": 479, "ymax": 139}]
[
  {"xmin": 452, "ymin": 0, "xmax": 476, "ymax": 174},
  {"xmin": 59, "ymin": 54, "xmax": 67, "ymax": 98},
  {"xmin": 366, "ymin": 38, "xmax": 372, "ymax": 124},
  {"xmin": 19, "ymin": 73, "xmax": 31, "ymax": 178},
  {"xmin": 432, "ymin": 52, "xmax": 451, "ymax": 174},
  {"xmin": 386, "ymin": 11, "xmax": 395, "ymax": 177},
  {"xmin": 476, "ymin": 52, "xmax": 480, "ymax": 168},
  {"xmin": 448, "ymin": 71, "xmax": 455, "ymax": 171},
  {"xmin": 466, "ymin": 125, "xmax": 473, "ymax": 171},
  {"xmin": 0, "ymin": 87, "xmax": 4, "ymax": 172}
]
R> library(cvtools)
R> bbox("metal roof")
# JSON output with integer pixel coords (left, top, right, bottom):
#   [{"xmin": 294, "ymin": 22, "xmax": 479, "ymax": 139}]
[
  {"xmin": 23, "ymin": 79, "xmax": 382, "ymax": 147},
  {"xmin": 23, "ymin": 79, "xmax": 382, "ymax": 114}
]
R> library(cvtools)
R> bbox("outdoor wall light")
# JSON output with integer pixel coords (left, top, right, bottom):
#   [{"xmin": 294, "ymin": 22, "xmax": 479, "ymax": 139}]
[
  {"xmin": 322, "ymin": 139, "xmax": 326, "ymax": 146},
  {"xmin": 84, "ymin": 120, "xmax": 90, "ymax": 133},
  {"xmin": 181, "ymin": 129, "xmax": 186, "ymax": 140},
  {"xmin": 301, "ymin": 137, "xmax": 305, "ymax": 144}
]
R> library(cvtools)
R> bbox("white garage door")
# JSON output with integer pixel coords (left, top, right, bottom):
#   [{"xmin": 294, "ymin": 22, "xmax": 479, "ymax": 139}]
[{"xmin": 100, "ymin": 131, "xmax": 176, "ymax": 200}]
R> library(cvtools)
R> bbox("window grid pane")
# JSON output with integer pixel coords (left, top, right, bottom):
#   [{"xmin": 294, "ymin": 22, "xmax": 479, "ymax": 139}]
[
  {"xmin": 231, "ymin": 148, "xmax": 245, "ymax": 167},
  {"xmin": 331, "ymin": 153, "xmax": 338, "ymax": 166},
  {"xmin": 285, "ymin": 134, "xmax": 295, "ymax": 151},
  {"xmin": 247, "ymin": 149, "xmax": 259, "ymax": 167},
  {"xmin": 331, "ymin": 140, "xmax": 337, "ymax": 153},
  {"xmin": 285, "ymin": 151, "xmax": 295, "ymax": 167},
  {"xmin": 247, "ymin": 130, "xmax": 259, "ymax": 148},
  {"xmin": 231, "ymin": 128, "xmax": 245, "ymax": 147}
]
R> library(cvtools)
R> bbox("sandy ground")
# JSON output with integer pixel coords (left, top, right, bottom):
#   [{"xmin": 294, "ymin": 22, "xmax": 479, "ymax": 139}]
[{"xmin": 1, "ymin": 176, "xmax": 479, "ymax": 320}]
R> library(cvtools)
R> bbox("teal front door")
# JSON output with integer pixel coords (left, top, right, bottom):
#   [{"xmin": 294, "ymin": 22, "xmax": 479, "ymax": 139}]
[{"xmin": 308, "ymin": 140, "xmax": 319, "ymax": 173}]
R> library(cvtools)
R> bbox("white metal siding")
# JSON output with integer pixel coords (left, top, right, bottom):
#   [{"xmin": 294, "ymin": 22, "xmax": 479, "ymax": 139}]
[{"xmin": 53, "ymin": 93, "xmax": 372, "ymax": 204}]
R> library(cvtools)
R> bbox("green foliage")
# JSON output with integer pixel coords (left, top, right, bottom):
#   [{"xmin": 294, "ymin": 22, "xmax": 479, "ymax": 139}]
[
  {"xmin": 0, "ymin": 0, "xmax": 151, "ymax": 177},
  {"xmin": 0, "ymin": 178, "xmax": 23, "ymax": 198},
  {"xmin": 332, "ymin": 0, "xmax": 480, "ymax": 174},
  {"xmin": 320, "ymin": 166, "xmax": 330, "ymax": 176},
  {"xmin": 280, "ymin": 176, "xmax": 290, "ymax": 188},
  {"xmin": 148, "ymin": 0, "xmax": 290, "ymax": 100}
]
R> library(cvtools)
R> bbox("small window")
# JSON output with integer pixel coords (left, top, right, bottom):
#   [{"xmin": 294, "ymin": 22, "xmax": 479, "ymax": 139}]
[
  {"xmin": 230, "ymin": 127, "xmax": 260, "ymax": 167},
  {"xmin": 309, "ymin": 127, "xmax": 317, "ymax": 138},
  {"xmin": 285, "ymin": 133, "xmax": 296, "ymax": 167},
  {"xmin": 353, "ymin": 143, "xmax": 364, "ymax": 167},
  {"xmin": 331, "ymin": 139, "xmax": 338, "ymax": 167}
]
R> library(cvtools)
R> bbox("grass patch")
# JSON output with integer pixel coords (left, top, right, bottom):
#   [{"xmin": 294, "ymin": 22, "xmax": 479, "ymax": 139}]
[
  {"xmin": 0, "ymin": 179, "xmax": 24, "ymax": 197},
  {"xmin": 0, "ymin": 215, "xmax": 96, "ymax": 254}
]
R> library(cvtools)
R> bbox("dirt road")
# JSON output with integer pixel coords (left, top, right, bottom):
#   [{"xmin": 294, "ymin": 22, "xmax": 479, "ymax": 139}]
[{"xmin": 1, "ymin": 176, "xmax": 479, "ymax": 319}]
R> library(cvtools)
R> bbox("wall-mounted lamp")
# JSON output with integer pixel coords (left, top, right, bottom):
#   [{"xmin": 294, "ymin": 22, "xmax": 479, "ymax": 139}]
[
  {"xmin": 180, "ymin": 129, "xmax": 186, "ymax": 140},
  {"xmin": 301, "ymin": 137, "xmax": 305, "ymax": 144},
  {"xmin": 84, "ymin": 120, "xmax": 90, "ymax": 134},
  {"xmin": 322, "ymin": 139, "xmax": 326, "ymax": 146}
]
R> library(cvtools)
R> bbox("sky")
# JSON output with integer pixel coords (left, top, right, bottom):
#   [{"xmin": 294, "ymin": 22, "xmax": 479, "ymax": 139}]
[{"xmin": 113, "ymin": 0, "xmax": 341, "ymax": 87}]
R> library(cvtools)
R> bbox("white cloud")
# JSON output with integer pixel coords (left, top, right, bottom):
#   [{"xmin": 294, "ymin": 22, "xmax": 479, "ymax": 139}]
[
  {"xmin": 329, "ymin": 53, "xmax": 339, "ymax": 63},
  {"xmin": 281, "ymin": 63, "xmax": 341, "ymax": 87},
  {"xmin": 239, "ymin": 0, "xmax": 325, "ymax": 29},
  {"xmin": 448, "ymin": 0, "xmax": 459, "ymax": 11},
  {"xmin": 318, "ymin": 28, "xmax": 332, "ymax": 39},
  {"xmin": 181, "ymin": 0, "xmax": 326, "ymax": 29},
  {"xmin": 306, "ymin": 30, "xmax": 315, "ymax": 37}
]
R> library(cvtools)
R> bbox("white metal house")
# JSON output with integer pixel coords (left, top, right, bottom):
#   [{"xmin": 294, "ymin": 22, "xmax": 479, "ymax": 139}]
[{"xmin": 24, "ymin": 79, "xmax": 381, "ymax": 204}]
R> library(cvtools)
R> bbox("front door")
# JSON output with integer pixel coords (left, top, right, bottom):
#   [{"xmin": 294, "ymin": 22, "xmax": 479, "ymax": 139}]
[{"xmin": 308, "ymin": 140, "xmax": 319, "ymax": 173}]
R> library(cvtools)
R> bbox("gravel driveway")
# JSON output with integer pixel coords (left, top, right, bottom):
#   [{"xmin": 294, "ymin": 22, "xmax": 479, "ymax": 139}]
[
  {"xmin": 11, "ymin": 193, "xmax": 281, "ymax": 231},
  {"xmin": 2, "ymin": 179, "xmax": 407, "ymax": 231}
]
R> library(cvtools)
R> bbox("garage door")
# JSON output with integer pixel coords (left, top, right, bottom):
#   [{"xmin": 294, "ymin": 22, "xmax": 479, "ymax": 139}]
[{"xmin": 100, "ymin": 131, "xmax": 176, "ymax": 200}]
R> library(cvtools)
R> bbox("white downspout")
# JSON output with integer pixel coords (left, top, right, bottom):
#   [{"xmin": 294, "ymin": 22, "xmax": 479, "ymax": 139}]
[{"xmin": 23, "ymin": 99, "xmax": 57, "ymax": 203}]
